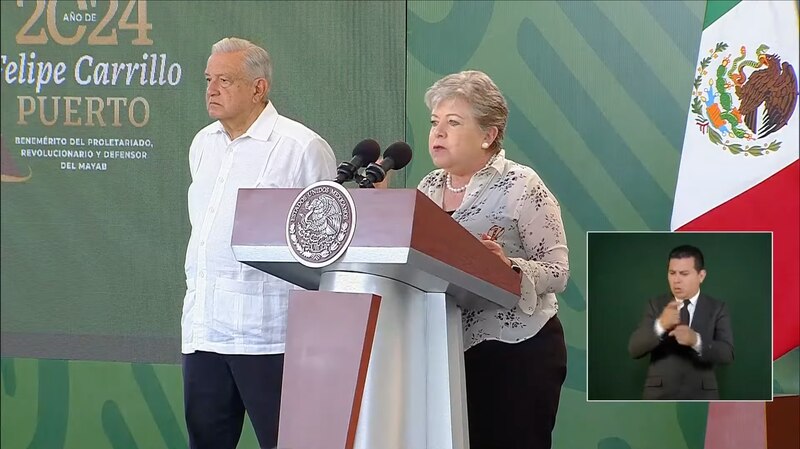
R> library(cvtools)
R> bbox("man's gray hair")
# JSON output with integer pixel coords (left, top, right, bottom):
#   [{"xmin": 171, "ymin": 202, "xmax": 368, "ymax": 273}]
[
  {"xmin": 424, "ymin": 70, "xmax": 509, "ymax": 153},
  {"xmin": 211, "ymin": 37, "xmax": 273, "ymax": 87}
]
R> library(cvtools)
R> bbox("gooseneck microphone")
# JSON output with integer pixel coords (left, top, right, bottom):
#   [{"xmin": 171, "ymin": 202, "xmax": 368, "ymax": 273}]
[
  {"xmin": 359, "ymin": 142, "xmax": 413, "ymax": 188},
  {"xmin": 334, "ymin": 139, "xmax": 381, "ymax": 184}
]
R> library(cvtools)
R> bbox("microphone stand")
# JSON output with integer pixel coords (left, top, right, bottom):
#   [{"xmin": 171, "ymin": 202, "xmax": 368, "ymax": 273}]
[
  {"xmin": 354, "ymin": 173, "xmax": 374, "ymax": 188},
  {"xmin": 357, "ymin": 175, "xmax": 374, "ymax": 188}
]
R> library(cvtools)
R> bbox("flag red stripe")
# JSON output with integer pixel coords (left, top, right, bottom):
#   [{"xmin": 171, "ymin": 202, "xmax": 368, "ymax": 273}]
[{"xmin": 678, "ymin": 160, "xmax": 800, "ymax": 359}]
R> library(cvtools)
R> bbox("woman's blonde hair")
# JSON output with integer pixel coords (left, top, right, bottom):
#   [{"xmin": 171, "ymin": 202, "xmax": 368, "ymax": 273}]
[{"xmin": 424, "ymin": 70, "xmax": 508, "ymax": 152}]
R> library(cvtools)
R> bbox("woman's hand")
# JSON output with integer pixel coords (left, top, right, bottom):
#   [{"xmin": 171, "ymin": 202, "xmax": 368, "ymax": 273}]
[
  {"xmin": 371, "ymin": 158, "xmax": 391, "ymax": 189},
  {"xmin": 480, "ymin": 233, "xmax": 511, "ymax": 267}
]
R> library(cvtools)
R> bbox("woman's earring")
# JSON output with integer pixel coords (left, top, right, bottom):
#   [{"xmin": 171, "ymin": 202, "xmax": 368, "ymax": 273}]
[{"xmin": 481, "ymin": 142, "xmax": 489, "ymax": 149}]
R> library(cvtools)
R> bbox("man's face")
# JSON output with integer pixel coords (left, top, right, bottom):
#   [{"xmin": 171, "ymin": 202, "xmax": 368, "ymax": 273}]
[
  {"xmin": 667, "ymin": 257, "xmax": 706, "ymax": 300},
  {"xmin": 204, "ymin": 51, "xmax": 259, "ymax": 123}
]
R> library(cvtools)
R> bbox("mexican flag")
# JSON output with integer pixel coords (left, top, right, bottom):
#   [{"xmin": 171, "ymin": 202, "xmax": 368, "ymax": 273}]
[{"xmin": 672, "ymin": 0, "xmax": 799, "ymax": 359}]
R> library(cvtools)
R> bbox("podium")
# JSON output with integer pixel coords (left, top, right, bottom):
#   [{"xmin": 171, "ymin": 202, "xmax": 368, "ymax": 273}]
[{"xmin": 232, "ymin": 188, "xmax": 521, "ymax": 449}]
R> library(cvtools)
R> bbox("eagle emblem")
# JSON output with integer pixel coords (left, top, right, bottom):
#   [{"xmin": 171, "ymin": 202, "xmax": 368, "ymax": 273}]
[
  {"xmin": 286, "ymin": 181, "xmax": 356, "ymax": 268},
  {"xmin": 691, "ymin": 42, "xmax": 798, "ymax": 156}
]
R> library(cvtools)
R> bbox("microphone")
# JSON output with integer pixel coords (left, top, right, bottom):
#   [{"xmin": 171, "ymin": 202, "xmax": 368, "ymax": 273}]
[
  {"xmin": 335, "ymin": 139, "xmax": 381, "ymax": 184},
  {"xmin": 359, "ymin": 141, "xmax": 413, "ymax": 188}
]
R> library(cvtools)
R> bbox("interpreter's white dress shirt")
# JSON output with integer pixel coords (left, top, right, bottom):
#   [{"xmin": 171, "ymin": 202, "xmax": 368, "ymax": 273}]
[
  {"xmin": 417, "ymin": 150, "xmax": 570, "ymax": 350},
  {"xmin": 182, "ymin": 102, "xmax": 337, "ymax": 355}
]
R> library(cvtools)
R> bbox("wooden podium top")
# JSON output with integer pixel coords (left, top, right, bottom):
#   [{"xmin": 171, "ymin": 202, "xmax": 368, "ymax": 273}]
[{"xmin": 232, "ymin": 188, "xmax": 521, "ymax": 309}]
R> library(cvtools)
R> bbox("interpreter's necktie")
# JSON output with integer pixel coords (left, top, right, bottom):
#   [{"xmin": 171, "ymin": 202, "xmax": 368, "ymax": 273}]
[{"xmin": 680, "ymin": 299, "xmax": 691, "ymax": 326}]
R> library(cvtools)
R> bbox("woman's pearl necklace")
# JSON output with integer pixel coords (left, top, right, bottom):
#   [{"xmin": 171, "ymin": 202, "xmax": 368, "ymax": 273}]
[{"xmin": 445, "ymin": 152, "xmax": 498, "ymax": 194}]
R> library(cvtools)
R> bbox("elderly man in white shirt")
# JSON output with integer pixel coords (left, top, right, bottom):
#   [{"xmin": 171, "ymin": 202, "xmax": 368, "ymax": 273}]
[{"xmin": 181, "ymin": 37, "xmax": 336, "ymax": 449}]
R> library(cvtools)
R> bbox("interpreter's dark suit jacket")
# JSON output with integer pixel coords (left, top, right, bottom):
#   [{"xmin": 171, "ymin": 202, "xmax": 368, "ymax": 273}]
[{"xmin": 628, "ymin": 293, "xmax": 734, "ymax": 400}]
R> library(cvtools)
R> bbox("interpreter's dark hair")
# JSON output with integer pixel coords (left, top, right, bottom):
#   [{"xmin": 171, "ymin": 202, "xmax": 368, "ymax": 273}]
[{"xmin": 668, "ymin": 245, "xmax": 705, "ymax": 271}]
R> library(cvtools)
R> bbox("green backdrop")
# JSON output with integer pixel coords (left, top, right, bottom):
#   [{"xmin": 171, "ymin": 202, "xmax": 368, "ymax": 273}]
[
  {"xmin": 1, "ymin": 0, "xmax": 405, "ymax": 362},
  {"xmin": 587, "ymin": 232, "xmax": 773, "ymax": 401},
  {"xmin": 2, "ymin": 1, "xmax": 798, "ymax": 448},
  {"xmin": 1, "ymin": 1, "xmax": 404, "ymax": 447}
]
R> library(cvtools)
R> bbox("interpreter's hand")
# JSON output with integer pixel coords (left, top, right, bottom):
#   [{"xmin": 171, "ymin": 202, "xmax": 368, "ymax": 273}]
[
  {"xmin": 658, "ymin": 300, "xmax": 680, "ymax": 331},
  {"xmin": 669, "ymin": 324, "xmax": 698, "ymax": 347},
  {"xmin": 480, "ymin": 234, "xmax": 512, "ymax": 267}
]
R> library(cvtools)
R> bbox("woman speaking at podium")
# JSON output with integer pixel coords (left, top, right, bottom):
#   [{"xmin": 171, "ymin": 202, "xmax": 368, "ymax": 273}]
[{"xmin": 417, "ymin": 70, "xmax": 570, "ymax": 449}]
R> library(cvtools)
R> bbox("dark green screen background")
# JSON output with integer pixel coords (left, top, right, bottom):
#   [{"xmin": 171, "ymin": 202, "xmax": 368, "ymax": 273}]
[{"xmin": 587, "ymin": 232, "xmax": 772, "ymax": 400}]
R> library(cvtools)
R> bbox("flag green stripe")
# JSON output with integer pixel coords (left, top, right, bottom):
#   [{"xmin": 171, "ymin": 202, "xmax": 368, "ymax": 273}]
[{"xmin": 703, "ymin": 0, "xmax": 741, "ymax": 29}]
